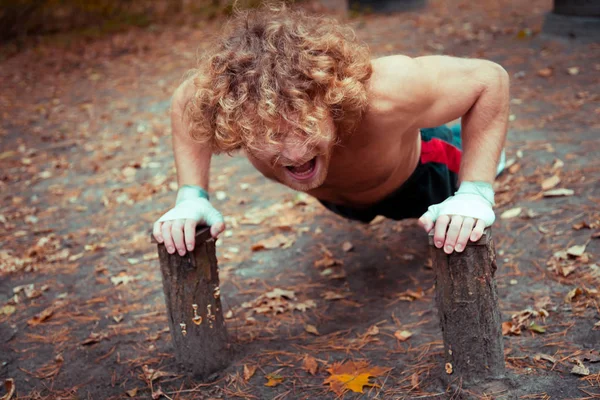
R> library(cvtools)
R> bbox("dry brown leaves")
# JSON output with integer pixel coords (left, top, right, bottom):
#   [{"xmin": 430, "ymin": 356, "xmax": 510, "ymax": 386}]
[
  {"xmin": 1, "ymin": 378, "xmax": 15, "ymax": 400},
  {"xmin": 323, "ymin": 360, "xmax": 392, "ymax": 396},
  {"xmin": 241, "ymin": 288, "xmax": 316, "ymax": 315},
  {"xmin": 302, "ymin": 355, "xmax": 318, "ymax": 375}
]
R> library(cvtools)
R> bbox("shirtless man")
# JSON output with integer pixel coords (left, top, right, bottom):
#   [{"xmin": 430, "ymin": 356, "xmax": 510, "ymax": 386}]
[{"xmin": 152, "ymin": 4, "xmax": 508, "ymax": 256}]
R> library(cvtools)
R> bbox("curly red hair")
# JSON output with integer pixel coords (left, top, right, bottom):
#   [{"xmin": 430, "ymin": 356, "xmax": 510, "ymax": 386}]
[{"xmin": 184, "ymin": 2, "xmax": 373, "ymax": 154}]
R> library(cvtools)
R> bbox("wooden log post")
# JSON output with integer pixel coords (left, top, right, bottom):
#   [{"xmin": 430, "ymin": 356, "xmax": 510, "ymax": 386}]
[
  {"xmin": 152, "ymin": 227, "xmax": 231, "ymax": 379},
  {"xmin": 428, "ymin": 228, "xmax": 505, "ymax": 386}
]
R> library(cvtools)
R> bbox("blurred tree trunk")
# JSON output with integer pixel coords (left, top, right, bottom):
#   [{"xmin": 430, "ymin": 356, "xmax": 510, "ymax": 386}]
[{"xmin": 553, "ymin": 0, "xmax": 600, "ymax": 17}]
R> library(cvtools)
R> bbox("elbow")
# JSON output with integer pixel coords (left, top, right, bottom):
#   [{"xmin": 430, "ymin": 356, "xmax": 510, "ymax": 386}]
[{"xmin": 484, "ymin": 61, "xmax": 509, "ymax": 92}]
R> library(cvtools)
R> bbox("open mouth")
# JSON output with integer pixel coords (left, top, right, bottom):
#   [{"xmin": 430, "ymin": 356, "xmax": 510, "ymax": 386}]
[{"xmin": 285, "ymin": 157, "xmax": 317, "ymax": 181}]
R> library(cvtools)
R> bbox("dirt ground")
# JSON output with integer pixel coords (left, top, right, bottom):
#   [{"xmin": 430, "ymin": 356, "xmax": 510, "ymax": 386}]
[{"xmin": 1, "ymin": 0, "xmax": 599, "ymax": 399}]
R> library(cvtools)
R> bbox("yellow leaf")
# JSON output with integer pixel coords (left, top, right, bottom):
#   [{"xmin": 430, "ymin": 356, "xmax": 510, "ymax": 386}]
[
  {"xmin": 324, "ymin": 361, "xmax": 391, "ymax": 395},
  {"xmin": 125, "ymin": 388, "xmax": 138, "ymax": 397},
  {"xmin": 264, "ymin": 374, "xmax": 284, "ymax": 387}
]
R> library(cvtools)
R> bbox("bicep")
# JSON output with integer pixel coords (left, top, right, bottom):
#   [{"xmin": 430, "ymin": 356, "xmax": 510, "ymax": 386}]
[{"xmin": 399, "ymin": 56, "xmax": 496, "ymax": 129}]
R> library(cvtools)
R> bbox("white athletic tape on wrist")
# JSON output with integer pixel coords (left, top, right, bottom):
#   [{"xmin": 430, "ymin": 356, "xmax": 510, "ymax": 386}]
[
  {"xmin": 422, "ymin": 181, "xmax": 496, "ymax": 227},
  {"xmin": 176, "ymin": 185, "xmax": 209, "ymax": 204},
  {"xmin": 157, "ymin": 198, "xmax": 224, "ymax": 225}
]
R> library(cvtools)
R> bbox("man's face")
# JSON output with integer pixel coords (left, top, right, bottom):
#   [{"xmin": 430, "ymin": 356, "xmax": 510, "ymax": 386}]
[{"xmin": 246, "ymin": 117, "xmax": 336, "ymax": 192}]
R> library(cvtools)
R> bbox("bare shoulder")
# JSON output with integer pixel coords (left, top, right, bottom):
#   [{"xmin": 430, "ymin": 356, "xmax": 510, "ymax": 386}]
[
  {"xmin": 172, "ymin": 76, "xmax": 198, "ymax": 113},
  {"xmin": 367, "ymin": 55, "xmax": 430, "ymax": 115}
]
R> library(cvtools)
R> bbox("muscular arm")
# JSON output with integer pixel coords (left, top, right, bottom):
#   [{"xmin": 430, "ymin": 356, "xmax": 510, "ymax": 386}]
[
  {"xmin": 372, "ymin": 55, "xmax": 509, "ymax": 252},
  {"xmin": 410, "ymin": 55, "xmax": 509, "ymax": 183},
  {"xmin": 171, "ymin": 79, "xmax": 212, "ymax": 190},
  {"xmin": 153, "ymin": 78, "xmax": 225, "ymax": 254},
  {"xmin": 373, "ymin": 55, "xmax": 509, "ymax": 183}
]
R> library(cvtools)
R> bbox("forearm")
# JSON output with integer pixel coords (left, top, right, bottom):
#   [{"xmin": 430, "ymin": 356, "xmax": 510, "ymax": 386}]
[
  {"xmin": 459, "ymin": 64, "xmax": 509, "ymax": 184},
  {"xmin": 170, "ymin": 84, "xmax": 212, "ymax": 191},
  {"xmin": 173, "ymin": 135, "xmax": 211, "ymax": 190}
]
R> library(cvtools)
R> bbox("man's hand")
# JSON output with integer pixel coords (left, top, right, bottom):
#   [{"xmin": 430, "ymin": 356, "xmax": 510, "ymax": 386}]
[
  {"xmin": 418, "ymin": 181, "xmax": 495, "ymax": 254},
  {"xmin": 153, "ymin": 186, "xmax": 225, "ymax": 255}
]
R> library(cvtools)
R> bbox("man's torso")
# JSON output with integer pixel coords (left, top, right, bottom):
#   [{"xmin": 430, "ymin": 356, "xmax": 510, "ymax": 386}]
[{"xmin": 248, "ymin": 56, "xmax": 424, "ymax": 208}]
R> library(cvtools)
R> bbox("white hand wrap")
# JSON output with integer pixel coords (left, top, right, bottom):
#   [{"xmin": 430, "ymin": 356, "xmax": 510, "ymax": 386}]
[
  {"xmin": 421, "ymin": 181, "xmax": 496, "ymax": 226},
  {"xmin": 157, "ymin": 186, "xmax": 224, "ymax": 227}
]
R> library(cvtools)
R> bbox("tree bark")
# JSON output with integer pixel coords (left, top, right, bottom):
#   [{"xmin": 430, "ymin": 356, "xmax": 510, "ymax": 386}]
[
  {"xmin": 429, "ymin": 228, "xmax": 505, "ymax": 386},
  {"xmin": 152, "ymin": 227, "xmax": 230, "ymax": 379}
]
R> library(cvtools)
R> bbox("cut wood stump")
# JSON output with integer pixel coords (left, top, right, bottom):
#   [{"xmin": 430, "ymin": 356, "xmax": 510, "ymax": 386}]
[
  {"xmin": 151, "ymin": 227, "xmax": 230, "ymax": 379},
  {"xmin": 428, "ymin": 228, "xmax": 505, "ymax": 387}
]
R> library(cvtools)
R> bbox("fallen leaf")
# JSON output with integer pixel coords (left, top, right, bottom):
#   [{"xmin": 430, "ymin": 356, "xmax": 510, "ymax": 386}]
[
  {"xmin": 573, "ymin": 221, "xmax": 590, "ymax": 230},
  {"xmin": 567, "ymin": 244, "xmax": 586, "ymax": 257},
  {"xmin": 565, "ymin": 287, "xmax": 583, "ymax": 303},
  {"xmin": 141, "ymin": 365, "xmax": 174, "ymax": 383},
  {"xmin": 27, "ymin": 306, "xmax": 55, "ymax": 326},
  {"xmin": 543, "ymin": 188, "xmax": 574, "ymax": 197},
  {"xmin": 501, "ymin": 207, "xmax": 522, "ymax": 219},
  {"xmin": 314, "ymin": 255, "xmax": 343, "ymax": 268},
  {"xmin": 322, "ymin": 291, "xmax": 348, "ymax": 300},
  {"xmin": 225, "ymin": 310, "xmax": 233, "ymax": 319},
  {"xmin": 81, "ymin": 332, "xmax": 109, "ymax": 346},
  {"xmin": 502, "ymin": 321, "xmax": 521, "ymax": 336},
  {"xmin": 552, "ymin": 159, "xmax": 564, "ymax": 169},
  {"xmin": 303, "ymin": 355, "xmax": 318, "ymax": 375},
  {"xmin": 571, "ymin": 360, "xmax": 590, "ymax": 376},
  {"xmin": 528, "ymin": 322, "xmax": 546, "ymax": 333},
  {"xmin": 567, "ymin": 67, "xmax": 580, "ymax": 76},
  {"xmin": 537, "ymin": 67, "xmax": 553, "ymax": 78},
  {"xmin": 126, "ymin": 388, "xmax": 138, "ymax": 397},
  {"xmin": 265, "ymin": 288, "xmax": 296, "ymax": 300},
  {"xmin": 0, "ymin": 305, "xmax": 16, "ymax": 316},
  {"xmin": 243, "ymin": 364, "xmax": 257, "ymax": 381},
  {"xmin": 110, "ymin": 272, "xmax": 137, "ymax": 286},
  {"xmin": 294, "ymin": 300, "xmax": 316, "ymax": 312},
  {"xmin": 1, "ymin": 379, "xmax": 15, "ymax": 400},
  {"xmin": 394, "ymin": 330, "xmax": 413, "ymax": 341},
  {"xmin": 541, "ymin": 175, "xmax": 560, "ymax": 190},
  {"xmin": 534, "ymin": 354, "xmax": 557, "ymax": 364},
  {"xmin": 445, "ymin": 363, "xmax": 453, "ymax": 375},
  {"xmin": 369, "ymin": 215, "xmax": 385, "ymax": 225},
  {"xmin": 342, "ymin": 242, "xmax": 354, "ymax": 252},
  {"xmin": 324, "ymin": 361, "xmax": 391, "ymax": 395},
  {"xmin": 251, "ymin": 234, "xmax": 294, "ymax": 251},
  {"xmin": 264, "ymin": 374, "xmax": 284, "ymax": 387},
  {"xmin": 305, "ymin": 324, "xmax": 319, "ymax": 335},
  {"xmin": 561, "ymin": 265, "xmax": 577, "ymax": 277},
  {"xmin": 365, "ymin": 325, "xmax": 380, "ymax": 336}
]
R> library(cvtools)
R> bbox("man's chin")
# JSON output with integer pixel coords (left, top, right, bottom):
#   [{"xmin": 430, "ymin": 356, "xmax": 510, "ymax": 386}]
[{"xmin": 284, "ymin": 169, "xmax": 327, "ymax": 192}]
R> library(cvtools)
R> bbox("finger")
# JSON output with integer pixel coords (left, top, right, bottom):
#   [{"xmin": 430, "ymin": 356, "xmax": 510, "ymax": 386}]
[
  {"xmin": 210, "ymin": 221, "xmax": 226, "ymax": 238},
  {"xmin": 470, "ymin": 219, "xmax": 486, "ymax": 242},
  {"xmin": 153, "ymin": 221, "xmax": 164, "ymax": 243},
  {"xmin": 455, "ymin": 217, "xmax": 475, "ymax": 252},
  {"xmin": 433, "ymin": 215, "xmax": 450, "ymax": 248},
  {"xmin": 161, "ymin": 221, "xmax": 176, "ymax": 254},
  {"xmin": 418, "ymin": 211, "xmax": 435, "ymax": 233},
  {"xmin": 444, "ymin": 216, "xmax": 463, "ymax": 254},
  {"xmin": 184, "ymin": 219, "xmax": 197, "ymax": 251},
  {"xmin": 171, "ymin": 219, "xmax": 186, "ymax": 255}
]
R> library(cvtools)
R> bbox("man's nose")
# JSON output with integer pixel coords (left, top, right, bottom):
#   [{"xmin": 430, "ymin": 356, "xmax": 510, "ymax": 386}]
[{"xmin": 281, "ymin": 140, "xmax": 309, "ymax": 163}]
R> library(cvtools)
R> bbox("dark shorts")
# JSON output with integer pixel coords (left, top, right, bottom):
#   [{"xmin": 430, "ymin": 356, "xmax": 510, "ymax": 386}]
[{"xmin": 318, "ymin": 126, "xmax": 462, "ymax": 223}]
